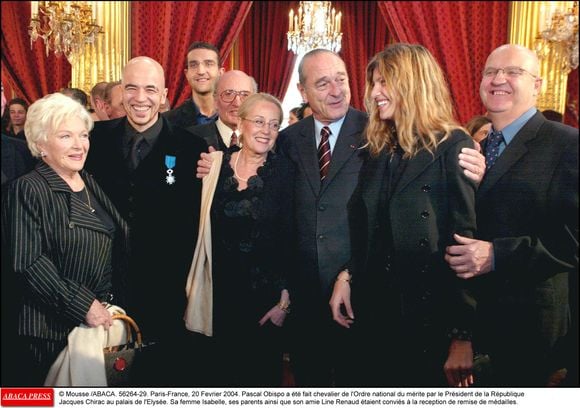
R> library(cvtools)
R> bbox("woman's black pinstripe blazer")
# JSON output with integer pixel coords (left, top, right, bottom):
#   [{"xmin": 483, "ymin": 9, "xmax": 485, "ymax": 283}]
[{"xmin": 1, "ymin": 161, "xmax": 129, "ymax": 341}]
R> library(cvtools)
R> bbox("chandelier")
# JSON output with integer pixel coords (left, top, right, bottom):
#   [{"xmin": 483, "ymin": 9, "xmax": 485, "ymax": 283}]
[
  {"xmin": 534, "ymin": 2, "xmax": 579, "ymax": 73},
  {"xmin": 28, "ymin": 1, "xmax": 104, "ymax": 63},
  {"xmin": 287, "ymin": 1, "xmax": 342, "ymax": 54}
]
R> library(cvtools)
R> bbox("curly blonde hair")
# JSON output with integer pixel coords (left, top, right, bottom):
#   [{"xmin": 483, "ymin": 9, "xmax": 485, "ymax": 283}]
[{"xmin": 364, "ymin": 43, "xmax": 463, "ymax": 157}]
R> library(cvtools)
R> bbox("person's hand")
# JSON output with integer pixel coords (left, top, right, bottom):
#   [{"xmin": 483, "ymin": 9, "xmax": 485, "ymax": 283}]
[
  {"xmin": 459, "ymin": 145, "xmax": 485, "ymax": 183},
  {"xmin": 444, "ymin": 339, "xmax": 474, "ymax": 387},
  {"xmin": 445, "ymin": 234, "xmax": 494, "ymax": 279},
  {"xmin": 259, "ymin": 305, "xmax": 288, "ymax": 327},
  {"xmin": 259, "ymin": 290, "xmax": 290, "ymax": 327},
  {"xmin": 85, "ymin": 299, "xmax": 113, "ymax": 329},
  {"xmin": 329, "ymin": 271, "xmax": 354, "ymax": 328},
  {"xmin": 196, "ymin": 146, "xmax": 216, "ymax": 179}
]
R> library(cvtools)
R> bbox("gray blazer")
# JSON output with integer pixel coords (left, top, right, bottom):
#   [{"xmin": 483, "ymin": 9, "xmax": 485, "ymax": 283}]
[
  {"xmin": 278, "ymin": 108, "xmax": 368, "ymax": 305},
  {"xmin": 2, "ymin": 162, "xmax": 129, "ymax": 341}
]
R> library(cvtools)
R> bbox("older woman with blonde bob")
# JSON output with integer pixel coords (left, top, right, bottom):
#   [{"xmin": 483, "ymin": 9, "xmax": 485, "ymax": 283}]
[
  {"xmin": 330, "ymin": 44, "xmax": 478, "ymax": 387},
  {"xmin": 189, "ymin": 93, "xmax": 295, "ymax": 386},
  {"xmin": 1, "ymin": 93, "xmax": 128, "ymax": 385}
]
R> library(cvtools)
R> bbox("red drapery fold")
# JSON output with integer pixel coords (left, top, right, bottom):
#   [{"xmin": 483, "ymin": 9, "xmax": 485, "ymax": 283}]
[
  {"xmin": 131, "ymin": 1, "xmax": 253, "ymax": 108},
  {"xmin": 565, "ymin": 68, "xmax": 578, "ymax": 128},
  {"xmin": 236, "ymin": 1, "xmax": 297, "ymax": 100},
  {"xmin": 378, "ymin": 1, "xmax": 509, "ymax": 125},
  {"xmin": 1, "ymin": 1, "xmax": 71, "ymax": 104},
  {"xmin": 337, "ymin": 1, "xmax": 391, "ymax": 111}
]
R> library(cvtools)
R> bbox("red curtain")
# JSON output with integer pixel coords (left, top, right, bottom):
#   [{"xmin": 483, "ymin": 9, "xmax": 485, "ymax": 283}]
[
  {"xmin": 565, "ymin": 68, "xmax": 578, "ymax": 128},
  {"xmin": 131, "ymin": 1, "xmax": 253, "ymax": 108},
  {"xmin": 378, "ymin": 1, "xmax": 509, "ymax": 125},
  {"xmin": 236, "ymin": 1, "xmax": 297, "ymax": 100},
  {"xmin": 1, "ymin": 1, "xmax": 71, "ymax": 104},
  {"xmin": 337, "ymin": 1, "xmax": 391, "ymax": 111}
]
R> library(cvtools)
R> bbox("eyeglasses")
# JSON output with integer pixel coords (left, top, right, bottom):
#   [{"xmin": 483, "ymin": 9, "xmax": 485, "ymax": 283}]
[
  {"xmin": 220, "ymin": 90, "xmax": 251, "ymax": 103},
  {"xmin": 242, "ymin": 118, "xmax": 281, "ymax": 131},
  {"xmin": 482, "ymin": 66, "xmax": 538, "ymax": 79}
]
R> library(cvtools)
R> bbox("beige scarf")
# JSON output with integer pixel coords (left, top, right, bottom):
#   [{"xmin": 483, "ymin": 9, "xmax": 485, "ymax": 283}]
[
  {"xmin": 184, "ymin": 151, "xmax": 223, "ymax": 337},
  {"xmin": 44, "ymin": 305, "xmax": 128, "ymax": 386}
]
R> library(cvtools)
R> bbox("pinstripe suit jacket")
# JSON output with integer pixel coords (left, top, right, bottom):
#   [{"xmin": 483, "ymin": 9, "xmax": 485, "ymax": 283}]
[{"xmin": 1, "ymin": 162, "xmax": 129, "ymax": 341}]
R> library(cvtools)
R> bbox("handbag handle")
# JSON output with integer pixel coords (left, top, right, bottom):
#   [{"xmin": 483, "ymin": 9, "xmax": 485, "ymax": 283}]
[{"xmin": 111, "ymin": 314, "xmax": 143, "ymax": 347}]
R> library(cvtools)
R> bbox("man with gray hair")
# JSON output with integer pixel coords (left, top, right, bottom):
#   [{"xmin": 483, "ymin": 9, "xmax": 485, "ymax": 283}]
[{"xmin": 187, "ymin": 69, "xmax": 258, "ymax": 150}]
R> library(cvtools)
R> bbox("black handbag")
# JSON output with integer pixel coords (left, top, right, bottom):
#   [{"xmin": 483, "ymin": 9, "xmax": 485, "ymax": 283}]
[{"xmin": 103, "ymin": 314, "xmax": 144, "ymax": 386}]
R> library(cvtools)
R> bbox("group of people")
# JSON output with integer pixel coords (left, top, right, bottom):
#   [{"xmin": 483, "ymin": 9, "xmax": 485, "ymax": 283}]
[{"xmin": 1, "ymin": 40, "xmax": 577, "ymax": 389}]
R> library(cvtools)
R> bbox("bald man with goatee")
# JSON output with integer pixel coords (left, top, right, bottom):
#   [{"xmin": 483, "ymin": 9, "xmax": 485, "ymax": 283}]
[{"xmin": 84, "ymin": 56, "xmax": 208, "ymax": 386}]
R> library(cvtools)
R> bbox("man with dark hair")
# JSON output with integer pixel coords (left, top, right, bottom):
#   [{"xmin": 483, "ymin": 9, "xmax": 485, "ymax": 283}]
[
  {"xmin": 295, "ymin": 102, "xmax": 312, "ymax": 120},
  {"xmin": 164, "ymin": 41, "xmax": 225, "ymax": 128},
  {"xmin": 60, "ymin": 87, "xmax": 89, "ymax": 108}
]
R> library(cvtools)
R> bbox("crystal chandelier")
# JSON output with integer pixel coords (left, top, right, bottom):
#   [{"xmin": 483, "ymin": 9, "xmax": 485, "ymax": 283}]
[
  {"xmin": 535, "ymin": 2, "xmax": 579, "ymax": 73},
  {"xmin": 287, "ymin": 1, "xmax": 342, "ymax": 55},
  {"xmin": 28, "ymin": 1, "xmax": 104, "ymax": 63}
]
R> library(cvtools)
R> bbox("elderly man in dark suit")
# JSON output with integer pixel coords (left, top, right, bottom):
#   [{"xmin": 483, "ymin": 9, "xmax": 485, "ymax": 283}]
[
  {"xmin": 84, "ymin": 57, "xmax": 207, "ymax": 385},
  {"xmin": 446, "ymin": 44, "xmax": 579, "ymax": 386},
  {"xmin": 276, "ymin": 49, "xmax": 367, "ymax": 386},
  {"xmin": 187, "ymin": 70, "xmax": 257, "ymax": 151},
  {"xmin": 274, "ymin": 48, "xmax": 487, "ymax": 387},
  {"xmin": 196, "ymin": 50, "xmax": 486, "ymax": 386}
]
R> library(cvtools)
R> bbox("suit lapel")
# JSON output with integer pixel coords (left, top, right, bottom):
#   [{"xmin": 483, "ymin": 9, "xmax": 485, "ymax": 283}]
[
  {"xmin": 295, "ymin": 117, "xmax": 321, "ymax": 195},
  {"xmin": 68, "ymin": 192, "xmax": 112, "ymax": 235},
  {"xmin": 392, "ymin": 146, "xmax": 443, "ymax": 197},
  {"xmin": 321, "ymin": 113, "xmax": 363, "ymax": 194},
  {"xmin": 477, "ymin": 112, "xmax": 543, "ymax": 199},
  {"xmin": 36, "ymin": 163, "xmax": 111, "ymax": 235},
  {"xmin": 361, "ymin": 152, "xmax": 388, "ymax": 223}
]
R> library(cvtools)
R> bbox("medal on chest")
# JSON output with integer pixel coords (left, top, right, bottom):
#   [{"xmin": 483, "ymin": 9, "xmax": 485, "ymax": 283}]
[{"xmin": 165, "ymin": 155, "xmax": 176, "ymax": 185}]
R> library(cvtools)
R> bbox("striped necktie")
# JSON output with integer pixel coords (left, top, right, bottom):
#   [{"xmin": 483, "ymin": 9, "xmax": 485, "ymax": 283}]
[
  {"xmin": 318, "ymin": 126, "xmax": 332, "ymax": 180},
  {"xmin": 230, "ymin": 132, "xmax": 238, "ymax": 147}
]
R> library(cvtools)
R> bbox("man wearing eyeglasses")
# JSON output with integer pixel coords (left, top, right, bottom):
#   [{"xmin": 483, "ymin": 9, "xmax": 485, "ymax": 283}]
[
  {"xmin": 196, "ymin": 49, "xmax": 487, "ymax": 386},
  {"xmin": 446, "ymin": 44, "xmax": 579, "ymax": 386},
  {"xmin": 164, "ymin": 41, "xmax": 225, "ymax": 128},
  {"xmin": 187, "ymin": 70, "xmax": 258, "ymax": 151}
]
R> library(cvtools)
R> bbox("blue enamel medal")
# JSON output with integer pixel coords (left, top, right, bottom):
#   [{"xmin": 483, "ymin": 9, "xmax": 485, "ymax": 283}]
[{"xmin": 165, "ymin": 155, "xmax": 176, "ymax": 185}]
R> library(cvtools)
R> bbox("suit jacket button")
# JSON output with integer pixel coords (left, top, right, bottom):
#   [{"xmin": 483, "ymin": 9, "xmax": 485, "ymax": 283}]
[
  {"xmin": 318, "ymin": 204, "xmax": 326, "ymax": 211},
  {"xmin": 421, "ymin": 211, "xmax": 429, "ymax": 219},
  {"xmin": 419, "ymin": 238, "xmax": 428, "ymax": 247},
  {"xmin": 318, "ymin": 234, "xmax": 325, "ymax": 240},
  {"xmin": 421, "ymin": 184, "xmax": 431, "ymax": 192},
  {"xmin": 68, "ymin": 222, "xmax": 75, "ymax": 229}
]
